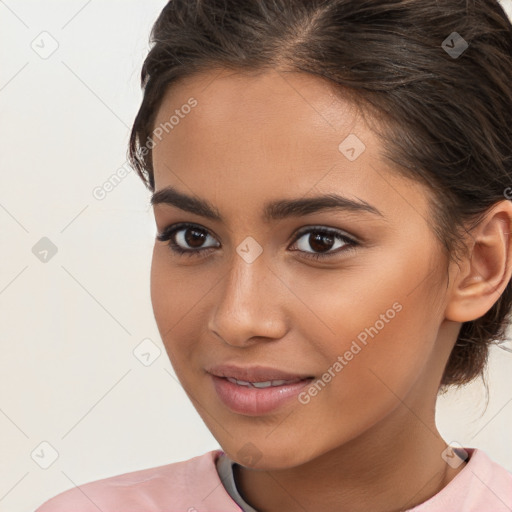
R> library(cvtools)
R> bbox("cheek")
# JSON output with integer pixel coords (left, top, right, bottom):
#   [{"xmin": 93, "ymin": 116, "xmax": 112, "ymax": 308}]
[
  {"xmin": 294, "ymin": 252, "xmax": 442, "ymax": 399},
  {"xmin": 149, "ymin": 247, "xmax": 216, "ymax": 369},
  {"xmin": 150, "ymin": 247, "xmax": 172, "ymax": 330},
  {"xmin": 150, "ymin": 246, "xmax": 206, "ymax": 328},
  {"xmin": 150, "ymin": 248, "xmax": 193, "ymax": 365},
  {"xmin": 290, "ymin": 296, "xmax": 440, "ymax": 452}
]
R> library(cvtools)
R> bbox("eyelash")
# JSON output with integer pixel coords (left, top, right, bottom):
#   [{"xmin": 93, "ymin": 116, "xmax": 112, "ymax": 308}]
[{"xmin": 156, "ymin": 222, "xmax": 359, "ymax": 261}]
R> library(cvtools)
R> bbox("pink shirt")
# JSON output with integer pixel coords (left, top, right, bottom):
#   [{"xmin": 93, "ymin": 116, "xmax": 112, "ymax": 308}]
[{"xmin": 34, "ymin": 448, "xmax": 512, "ymax": 511}]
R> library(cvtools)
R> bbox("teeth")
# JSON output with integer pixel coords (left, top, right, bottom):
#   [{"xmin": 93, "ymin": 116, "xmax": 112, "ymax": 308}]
[
  {"xmin": 252, "ymin": 381, "xmax": 274, "ymax": 388},
  {"xmin": 226, "ymin": 377, "xmax": 301, "ymax": 387}
]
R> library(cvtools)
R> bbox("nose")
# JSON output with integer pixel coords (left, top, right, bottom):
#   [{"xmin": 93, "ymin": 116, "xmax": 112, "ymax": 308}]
[{"xmin": 207, "ymin": 248, "xmax": 288, "ymax": 347}]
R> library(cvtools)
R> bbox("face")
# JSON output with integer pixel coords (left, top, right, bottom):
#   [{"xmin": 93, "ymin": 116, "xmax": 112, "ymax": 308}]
[{"xmin": 149, "ymin": 68, "xmax": 458, "ymax": 470}]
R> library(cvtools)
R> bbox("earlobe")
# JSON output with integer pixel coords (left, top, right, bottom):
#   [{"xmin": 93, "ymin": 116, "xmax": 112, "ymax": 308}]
[{"xmin": 445, "ymin": 201, "xmax": 512, "ymax": 323}]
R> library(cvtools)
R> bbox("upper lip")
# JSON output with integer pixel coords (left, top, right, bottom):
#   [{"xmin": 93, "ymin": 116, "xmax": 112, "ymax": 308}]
[{"xmin": 206, "ymin": 364, "xmax": 314, "ymax": 382}]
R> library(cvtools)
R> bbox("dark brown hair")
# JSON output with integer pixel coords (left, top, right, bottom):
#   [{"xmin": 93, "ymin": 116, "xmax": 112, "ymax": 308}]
[{"xmin": 128, "ymin": 0, "xmax": 512, "ymax": 389}]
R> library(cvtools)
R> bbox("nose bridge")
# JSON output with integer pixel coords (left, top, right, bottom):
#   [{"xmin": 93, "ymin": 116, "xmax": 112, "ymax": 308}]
[{"xmin": 209, "ymin": 245, "xmax": 285, "ymax": 344}]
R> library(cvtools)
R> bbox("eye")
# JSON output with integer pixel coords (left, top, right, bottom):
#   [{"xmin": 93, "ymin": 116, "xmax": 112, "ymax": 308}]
[
  {"xmin": 290, "ymin": 226, "xmax": 358, "ymax": 260},
  {"xmin": 156, "ymin": 223, "xmax": 358, "ymax": 260},
  {"xmin": 156, "ymin": 222, "xmax": 219, "ymax": 258}
]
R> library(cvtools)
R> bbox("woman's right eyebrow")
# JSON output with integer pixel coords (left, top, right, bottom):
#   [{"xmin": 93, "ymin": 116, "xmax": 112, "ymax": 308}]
[{"xmin": 151, "ymin": 185, "xmax": 385, "ymax": 223}]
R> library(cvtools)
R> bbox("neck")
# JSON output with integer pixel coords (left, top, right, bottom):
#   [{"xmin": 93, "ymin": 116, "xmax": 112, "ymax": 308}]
[{"xmin": 234, "ymin": 404, "xmax": 466, "ymax": 512}]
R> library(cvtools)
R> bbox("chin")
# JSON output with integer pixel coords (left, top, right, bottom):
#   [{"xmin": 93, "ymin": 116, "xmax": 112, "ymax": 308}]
[{"xmin": 218, "ymin": 436, "xmax": 316, "ymax": 470}]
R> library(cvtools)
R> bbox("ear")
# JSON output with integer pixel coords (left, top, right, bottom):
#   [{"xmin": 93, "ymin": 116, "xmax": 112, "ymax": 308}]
[{"xmin": 445, "ymin": 200, "xmax": 512, "ymax": 323}]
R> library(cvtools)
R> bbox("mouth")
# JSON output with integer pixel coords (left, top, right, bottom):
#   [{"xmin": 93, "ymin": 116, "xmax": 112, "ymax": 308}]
[{"xmin": 206, "ymin": 364, "xmax": 315, "ymax": 415}]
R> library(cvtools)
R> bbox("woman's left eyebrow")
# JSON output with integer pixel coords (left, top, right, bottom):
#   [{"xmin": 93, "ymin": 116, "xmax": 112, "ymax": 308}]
[{"xmin": 151, "ymin": 185, "xmax": 384, "ymax": 223}]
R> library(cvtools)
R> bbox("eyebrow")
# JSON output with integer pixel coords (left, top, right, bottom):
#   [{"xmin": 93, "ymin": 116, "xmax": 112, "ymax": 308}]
[{"xmin": 150, "ymin": 185, "xmax": 384, "ymax": 222}]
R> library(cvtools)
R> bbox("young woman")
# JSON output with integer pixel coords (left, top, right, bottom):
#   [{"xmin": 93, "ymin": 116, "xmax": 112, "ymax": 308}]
[{"xmin": 36, "ymin": 0, "xmax": 512, "ymax": 510}]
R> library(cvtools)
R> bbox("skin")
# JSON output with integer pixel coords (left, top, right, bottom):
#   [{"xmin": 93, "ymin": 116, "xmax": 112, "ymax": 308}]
[{"xmin": 149, "ymin": 68, "xmax": 512, "ymax": 512}]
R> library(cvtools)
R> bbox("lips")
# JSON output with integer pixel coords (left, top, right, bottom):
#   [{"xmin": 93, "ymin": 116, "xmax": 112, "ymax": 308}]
[
  {"xmin": 206, "ymin": 364, "xmax": 314, "ymax": 383},
  {"xmin": 209, "ymin": 371, "xmax": 315, "ymax": 415},
  {"xmin": 206, "ymin": 364, "xmax": 315, "ymax": 415}
]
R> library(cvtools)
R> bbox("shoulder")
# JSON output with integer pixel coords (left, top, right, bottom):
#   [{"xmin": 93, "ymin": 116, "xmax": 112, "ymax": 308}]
[
  {"xmin": 411, "ymin": 448, "xmax": 512, "ymax": 511},
  {"xmin": 34, "ymin": 449, "xmax": 241, "ymax": 512},
  {"xmin": 467, "ymin": 448, "xmax": 512, "ymax": 502}
]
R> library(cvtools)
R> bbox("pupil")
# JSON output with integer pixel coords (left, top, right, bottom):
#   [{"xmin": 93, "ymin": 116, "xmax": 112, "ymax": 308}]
[
  {"xmin": 310, "ymin": 233, "xmax": 334, "ymax": 253},
  {"xmin": 185, "ymin": 228, "xmax": 206, "ymax": 248}
]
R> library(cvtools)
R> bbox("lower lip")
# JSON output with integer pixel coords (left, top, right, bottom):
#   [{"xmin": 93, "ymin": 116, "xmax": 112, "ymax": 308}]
[{"xmin": 210, "ymin": 375, "xmax": 313, "ymax": 415}]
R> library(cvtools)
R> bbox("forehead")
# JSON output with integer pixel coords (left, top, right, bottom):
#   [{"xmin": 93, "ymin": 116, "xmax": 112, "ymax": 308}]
[
  {"xmin": 153, "ymin": 68, "xmax": 369, "ymax": 176},
  {"xmin": 152, "ymin": 68, "xmax": 366, "ymax": 156},
  {"xmin": 150, "ymin": 68, "xmax": 430, "ymax": 225},
  {"xmin": 154, "ymin": 67, "xmax": 358, "ymax": 126}
]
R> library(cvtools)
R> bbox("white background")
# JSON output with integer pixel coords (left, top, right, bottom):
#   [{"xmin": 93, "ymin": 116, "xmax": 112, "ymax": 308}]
[{"xmin": 1, "ymin": 1, "xmax": 511, "ymax": 511}]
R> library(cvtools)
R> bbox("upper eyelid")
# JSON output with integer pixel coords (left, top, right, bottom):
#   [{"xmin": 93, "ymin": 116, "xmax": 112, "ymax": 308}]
[
  {"xmin": 160, "ymin": 222, "xmax": 358, "ymax": 245},
  {"xmin": 293, "ymin": 225, "xmax": 357, "ymax": 242}
]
